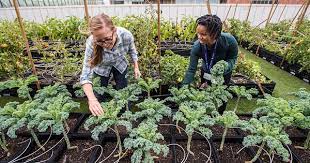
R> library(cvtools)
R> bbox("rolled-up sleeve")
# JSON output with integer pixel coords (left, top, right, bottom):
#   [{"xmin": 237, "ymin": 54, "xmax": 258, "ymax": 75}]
[
  {"xmin": 127, "ymin": 32, "xmax": 138, "ymax": 62},
  {"xmin": 80, "ymin": 37, "xmax": 94, "ymax": 85}
]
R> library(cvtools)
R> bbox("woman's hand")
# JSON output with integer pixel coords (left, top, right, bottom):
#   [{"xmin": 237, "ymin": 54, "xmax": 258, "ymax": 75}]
[
  {"xmin": 88, "ymin": 99, "xmax": 104, "ymax": 116},
  {"xmin": 134, "ymin": 67, "xmax": 141, "ymax": 79},
  {"xmin": 199, "ymin": 82, "xmax": 209, "ymax": 89}
]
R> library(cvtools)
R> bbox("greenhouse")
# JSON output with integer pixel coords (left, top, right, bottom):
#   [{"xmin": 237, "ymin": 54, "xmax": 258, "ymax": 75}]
[{"xmin": 0, "ymin": 0, "xmax": 309, "ymax": 162}]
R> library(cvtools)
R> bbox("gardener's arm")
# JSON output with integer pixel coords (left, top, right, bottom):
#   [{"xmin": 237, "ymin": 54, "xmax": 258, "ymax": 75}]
[
  {"xmin": 182, "ymin": 42, "xmax": 200, "ymax": 85},
  {"xmin": 80, "ymin": 37, "xmax": 104, "ymax": 116},
  {"xmin": 224, "ymin": 35, "xmax": 238, "ymax": 75}
]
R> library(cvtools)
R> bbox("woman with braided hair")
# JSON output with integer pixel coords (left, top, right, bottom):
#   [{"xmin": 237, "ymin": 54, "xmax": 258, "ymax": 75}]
[{"xmin": 182, "ymin": 14, "xmax": 238, "ymax": 114}]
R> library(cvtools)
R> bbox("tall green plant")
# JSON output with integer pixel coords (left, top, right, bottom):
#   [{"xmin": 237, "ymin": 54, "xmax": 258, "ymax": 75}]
[
  {"xmin": 31, "ymin": 93, "xmax": 79, "ymax": 149},
  {"xmin": 173, "ymin": 101, "xmax": 215, "ymax": 155},
  {"xmin": 138, "ymin": 78, "xmax": 161, "ymax": 98},
  {"xmin": 241, "ymin": 117, "xmax": 291, "ymax": 162},
  {"xmin": 0, "ymin": 100, "xmax": 44, "ymax": 150},
  {"xmin": 215, "ymin": 111, "xmax": 246, "ymax": 151},
  {"xmin": 84, "ymin": 100, "xmax": 132, "ymax": 158}
]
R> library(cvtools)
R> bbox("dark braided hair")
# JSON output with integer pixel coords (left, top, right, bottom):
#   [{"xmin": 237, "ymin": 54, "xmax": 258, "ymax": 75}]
[{"xmin": 196, "ymin": 14, "xmax": 222, "ymax": 40}]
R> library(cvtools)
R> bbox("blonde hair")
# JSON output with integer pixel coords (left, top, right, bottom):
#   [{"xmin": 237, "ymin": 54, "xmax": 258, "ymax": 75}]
[{"xmin": 89, "ymin": 13, "xmax": 115, "ymax": 68}]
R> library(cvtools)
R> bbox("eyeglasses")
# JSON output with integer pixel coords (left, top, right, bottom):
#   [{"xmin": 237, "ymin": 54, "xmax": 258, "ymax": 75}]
[{"xmin": 95, "ymin": 30, "xmax": 115, "ymax": 45}]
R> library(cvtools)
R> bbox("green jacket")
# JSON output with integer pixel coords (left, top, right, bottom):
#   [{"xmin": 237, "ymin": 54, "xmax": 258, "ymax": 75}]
[{"xmin": 183, "ymin": 32, "xmax": 238, "ymax": 85}]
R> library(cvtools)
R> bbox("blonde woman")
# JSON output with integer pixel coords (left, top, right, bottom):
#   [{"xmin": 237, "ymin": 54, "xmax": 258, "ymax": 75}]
[{"xmin": 80, "ymin": 13, "xmax": 141, "ymax": 116}]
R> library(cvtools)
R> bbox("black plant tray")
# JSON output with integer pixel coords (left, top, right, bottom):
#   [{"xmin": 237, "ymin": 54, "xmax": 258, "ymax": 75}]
[
  {"xmin": 211, "ymin": 137, "xmax": 264, "ymax": 163},
  {"xmin": 10, "ymin": 136, "xmax": 101, "ymax": 163},
  {"xmin": 229, "ymin": 74, "xmax": 276, "ymax": 96},
  {"xmin": 28, "ymin": 49, "xmax": 84, "ymax": 59},
  {"xmin": 160, "ymin": 48, "xmax": 191, "ymax": 57},
  {"xmin": 237, "ymin": 39, "xmax": 310, "ymax": 84},
  {"xmin": 160, "ymin": 41, "xmax": 193, "ymax": 57}
]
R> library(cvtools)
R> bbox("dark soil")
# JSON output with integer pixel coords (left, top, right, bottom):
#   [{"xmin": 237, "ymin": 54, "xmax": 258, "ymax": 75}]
[
  {"xmin": 58, "ymin": 139, "xmax": 98, "ymax": 163},
  {"xmin": 252, "ymin": 146, "xmax": 288, "ymax": 163},
  {"xmin": 0, "ymin": 137, "xmax": 31, "ymax": 161},
  {"xmin": 66, "ymin": 116, "xmax": 78, "ymax": 131},
  {"xmin": 98, "ymin": 142, "xmax": 131, "ymax": 163},
  {"xmin": 239, "ymin": 115, "xmax": 251, "ymax": 121},
  {"xmin": 158, "ymin": 118, "xmax": 172, "ymax": 135},
  {"xmin": 175, "ymin": 140, "xmax": 214, "ymax": 162},
  {"xmin": 213, "ymin": 141, "xmax": 252, "ymax": 163},
  {"xmin": 291, "ymin": 141, "xmax": 310, "ymax": 163},
  {"xmin": 21, "ymin": 139, "xmax": 63, "ymax": 162},
  {"xmin": 211, "ymin": 124, "xmax": 239, "ymax": 137},
  {"xmin": 99, "ymin": 140, "xmax": 173, "ymax": 163},
  {"xmin": 285, "ymin": 126, "xmax": 306, "ymax": 138},
  {"xmin": 106, "ymin": 125, "xmax": 130, "ymax": 135}
]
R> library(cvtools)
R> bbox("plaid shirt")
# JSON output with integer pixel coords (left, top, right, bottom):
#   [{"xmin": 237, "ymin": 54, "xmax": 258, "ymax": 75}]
[{"xmin": 80, "ymin": 27, "xmax": 138, "ymax": 85}]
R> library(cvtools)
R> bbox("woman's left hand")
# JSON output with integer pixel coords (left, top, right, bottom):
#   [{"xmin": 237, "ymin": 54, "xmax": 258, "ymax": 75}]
[{"xmin": 134, "ymin": 67, "xmax": 141, "ymax": 79}]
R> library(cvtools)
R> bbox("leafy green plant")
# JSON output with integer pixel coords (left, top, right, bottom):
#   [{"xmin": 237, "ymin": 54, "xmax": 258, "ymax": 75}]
[
  {"xmin": 215, "ymin": 111, "xmax": 246, "ymax": 151},
  {"xmin": 138, "ymin": 78, "xmax": 161, "ymax": 98},
  {"xmin": 31, "ymin": 93, "xmax": 79, "ymax": 149},
  {"xmin": 0, "ymin": 131, "xmax": 8, "ymax": 153},
  {"xmin": 123, "ymin": 122, "xmax": 169, "ymax": 163},
  {"xmin": 253, "ymin": 95, "xmax": 305, "ymax": 127},
  {"xmin": 0, "ymin": 102, "xmax": 20, "ymax": 152},
  {"xmin": 167, "ymin": 86, "xmax": 213, "ymax": 107},
  {"xmin": 52, "ymin": 42, "xmax": 82, "ymax": 83},
  {"xmin": 290, "ymin": 88, "xmax": 310, "ymax": 150},
  {"xmin": 0, "ymin": 100, "xmax": 45, "ymax": 150},
  {"xmin": 0, "ymin": 51, "xmax": 29, "ymax": 79},
  {"xmin": 132, "ymin": 98, "xmax": 171, "ymax": 123},
  {"xmin": 0, "ymin": 75, "xmax": 38, "ymax": 100},
  {"xmin": 241, "ymin": 117, "xmax": 291, "ymax": 162},
  {"xmin": 177, "ymin": 16, "xmax": 197, "ymax": 42},
  {"xmin": 160, "ymin": 50, "xmax": 189, "ymax": 85},
  {"xmin": 0, "ymin": 20, "xmax": 25, "ymax": 53},
  {"xmin": 104, "ymin": 84, "xmax": 142, "ymax": 111},
  {"xmin": 234, "ymin": 53, "xmax": 268, "ymax": 83},
  {"xmin": 168, "ymin": 61, "xmax": 232, "ymax": 109},
  {"xmin": 0, "ymin": 81, "xmax": 71, "ymax": 152},
  {"xmin": 173, "ymin": 101, "xmax": 215, "ymax": 155},
  {"xmin": 34, "ymin": 83, "xmax": 71, "ymax": 100},
  {"xmin": 227, "ymin": 19, "xmax": 309, "ymax": 72},
  {"xmin": 84, "ymin": 100, "xmax": 132, "ymax": 158},
  {"xmin": 204, "ymin": 61, "xmax": 233, "ymax": 108}
]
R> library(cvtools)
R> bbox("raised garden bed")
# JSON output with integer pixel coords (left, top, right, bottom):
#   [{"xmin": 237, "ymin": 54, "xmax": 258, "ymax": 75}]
[
  {"xmin": 237, "ymin": 38, "xmax": 310, "ymax": 83},
  {"xmin": 230, "ymin": 74, "xmax": 276, "ymax": 96}
]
